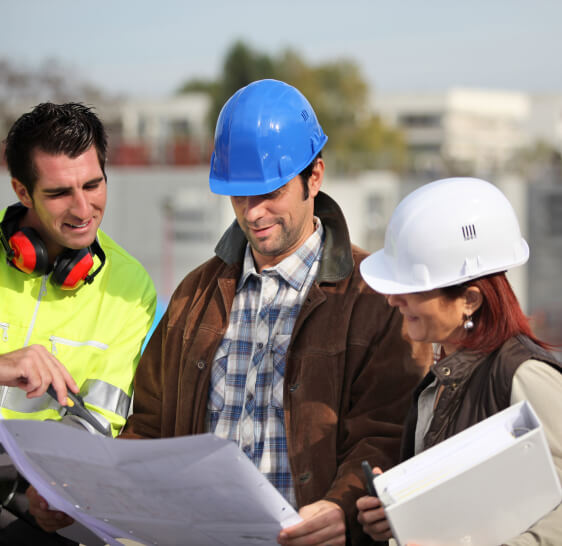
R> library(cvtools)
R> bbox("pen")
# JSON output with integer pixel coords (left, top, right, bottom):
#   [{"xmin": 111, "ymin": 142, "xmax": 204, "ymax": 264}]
[
  {"xmin": 46, "ymin": 385, "xmax": 110, "ymax": 436},
  {"xmin": 361, "ymin": 460, "xmax": 378, "ymax": 497}
]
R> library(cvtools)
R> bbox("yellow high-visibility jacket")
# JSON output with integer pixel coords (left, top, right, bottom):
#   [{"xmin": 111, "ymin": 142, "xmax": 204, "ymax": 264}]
[{"xmin": 0, "ymin": 212, "xmax": 157, "ymax": 436}]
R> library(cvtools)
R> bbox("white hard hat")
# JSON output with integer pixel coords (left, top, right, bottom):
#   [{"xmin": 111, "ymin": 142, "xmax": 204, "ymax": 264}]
[{"xmin": 360, "ymin": 177, "xmax": 529, "ymax": 294}]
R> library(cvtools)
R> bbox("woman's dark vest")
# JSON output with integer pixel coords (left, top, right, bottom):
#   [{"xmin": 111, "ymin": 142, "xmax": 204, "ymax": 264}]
[{"xmin": 401, "ymin": 335, "xmax": 562, "ymax": 461}]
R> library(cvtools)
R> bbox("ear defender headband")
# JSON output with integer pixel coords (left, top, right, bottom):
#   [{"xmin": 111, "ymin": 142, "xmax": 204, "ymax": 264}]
[{"xmin": 0, "ymin": 203, "xmax": 106, "ymax": 290}]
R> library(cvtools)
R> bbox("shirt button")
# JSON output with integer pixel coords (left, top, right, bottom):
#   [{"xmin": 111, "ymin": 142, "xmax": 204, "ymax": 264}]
[{"xmin": 257, "ymin": 342, "xmax": 264, "ymax": 349}]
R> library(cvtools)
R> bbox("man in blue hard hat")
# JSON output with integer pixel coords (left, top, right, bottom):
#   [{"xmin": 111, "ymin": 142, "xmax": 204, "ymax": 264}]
[{"xmin": 122, "ymin": 79, "xmax": 428, "ymax": 545}]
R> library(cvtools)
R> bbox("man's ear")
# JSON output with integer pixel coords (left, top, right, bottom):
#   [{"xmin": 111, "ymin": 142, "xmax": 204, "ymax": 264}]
[
  {"xmin": 464, "ymin": 286, "xmax": 483, "ymax": 315},
  {"xmin": 307, "ymin": 158, "xmax": 324, "ymax": 200},
  {"xmin": 11, "ymin": 179, "xmax": 33, "ymax": 208}
]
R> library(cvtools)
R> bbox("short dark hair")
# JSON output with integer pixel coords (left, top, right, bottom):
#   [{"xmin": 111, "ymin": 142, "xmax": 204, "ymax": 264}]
[
  {"xmin": 4, "ymin": 102, "xmax": 108, "ymax": 194},
  {"xmin": 298, "ymin": 151, "xmax": 322, "ymax": 200}
]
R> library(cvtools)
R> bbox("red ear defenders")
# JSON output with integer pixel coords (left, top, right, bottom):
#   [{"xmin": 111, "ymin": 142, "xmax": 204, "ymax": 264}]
[{"xmin": 0, "ymin": 203, "xmax": 105, "ymax": 290}]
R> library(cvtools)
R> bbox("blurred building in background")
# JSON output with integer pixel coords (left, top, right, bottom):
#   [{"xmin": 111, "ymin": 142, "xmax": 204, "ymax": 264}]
[
  {"xmin": 374, "ymin": 88, "xmax": 530, "ymax": 177},
  {"xmin": 373, "ymin": 88, "xmax": 562, "ymax": 182},
  {"xmin": 2, "ymin": 87, "xmax": 560, "ymax": 175},
  {"xmin": 102, "ymin": 93, "xmax": 212, "ymax": 166},
  {"xmin": 1, "ymin": 87, "xmax": 561, "ymax": 352},
  {"xmin": 0, "ymin": 93, "xmax": 213, "ymax": 168},
  {"xmin": 527, "ymin": 94, "xmax": 562, "ymax": 155}
]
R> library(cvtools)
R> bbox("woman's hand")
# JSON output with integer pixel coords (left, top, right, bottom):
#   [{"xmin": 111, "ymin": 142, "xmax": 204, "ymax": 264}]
[{"xmin": 356, "ymin": 466, "xmax": 393, "ymax": 541}]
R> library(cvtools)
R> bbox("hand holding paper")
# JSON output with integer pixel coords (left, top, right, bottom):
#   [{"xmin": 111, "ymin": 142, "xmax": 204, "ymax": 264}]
[{"xmin": 26, "ymin": 485, "xmax": 75, "ymax": 533}]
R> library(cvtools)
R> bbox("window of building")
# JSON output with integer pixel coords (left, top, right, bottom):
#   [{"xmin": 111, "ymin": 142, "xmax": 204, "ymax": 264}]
[{"xmin": 399, "ymin": 113, "xmax": 442, "ymax": 128}]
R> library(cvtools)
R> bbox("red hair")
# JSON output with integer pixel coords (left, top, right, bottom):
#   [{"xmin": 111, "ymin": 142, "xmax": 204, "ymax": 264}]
[{"xmin": 442, "ymin": 272, "xmax": 551, "ymax": 354}]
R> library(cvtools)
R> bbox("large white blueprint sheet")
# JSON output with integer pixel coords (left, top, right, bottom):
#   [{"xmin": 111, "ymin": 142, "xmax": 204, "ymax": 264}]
[{"xmin": 0, "ymin": 420, "xmax": 301, "ymax": 545}]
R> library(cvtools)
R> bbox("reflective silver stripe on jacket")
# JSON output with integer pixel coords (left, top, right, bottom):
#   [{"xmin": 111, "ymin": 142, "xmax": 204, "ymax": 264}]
[
  {"xmin": 24, "ymin": 276, "xmax": 48, "ymax": 347},
  {"xmin": 81, "ymin": 379, "xmax": 131, "ymax": 419},
  {"xmin": 0, "ymin": 387, "xmax": 59, "ymax": 412},
  {"xmin": 0, "ymin": 379, "xmax": 130, "ymax": 419}
]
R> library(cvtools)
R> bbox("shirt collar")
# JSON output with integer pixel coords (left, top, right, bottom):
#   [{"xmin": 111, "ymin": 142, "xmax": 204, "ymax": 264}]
[{"xmin": 238, "ymin": 217, "xmax": 324, "ymax": 292}]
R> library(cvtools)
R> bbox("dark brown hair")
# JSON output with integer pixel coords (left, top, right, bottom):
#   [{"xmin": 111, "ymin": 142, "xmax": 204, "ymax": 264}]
[
  {"xmin": 4, "ymin": 102, "xmax": 107, "ymax": 194},
  {"xmin": 298, "ymin": 151, "xmax": 322, "ymax": 200}
]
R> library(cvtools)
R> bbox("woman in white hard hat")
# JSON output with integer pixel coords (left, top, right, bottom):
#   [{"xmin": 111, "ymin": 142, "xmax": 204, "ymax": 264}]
[{"xmin": 356, "ymin": 177, "xmax": 562, "ymax": 544}]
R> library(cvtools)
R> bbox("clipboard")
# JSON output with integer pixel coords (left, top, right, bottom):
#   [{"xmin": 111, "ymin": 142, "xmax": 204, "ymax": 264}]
[{"xmin": 374, "ymin": 400, "xmax": 562, "ymax": 546}]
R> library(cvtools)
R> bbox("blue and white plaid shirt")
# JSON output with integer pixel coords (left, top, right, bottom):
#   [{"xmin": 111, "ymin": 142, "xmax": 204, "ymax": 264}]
[{"xmin": 205, "ymin": 219, "xmax": 324, "ymax": 506}]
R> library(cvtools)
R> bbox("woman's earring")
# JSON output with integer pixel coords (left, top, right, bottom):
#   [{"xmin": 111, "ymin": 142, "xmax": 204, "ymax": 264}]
[{"xmin": 463, "ymin": 315, "xmax": 474, "ymax": 330}]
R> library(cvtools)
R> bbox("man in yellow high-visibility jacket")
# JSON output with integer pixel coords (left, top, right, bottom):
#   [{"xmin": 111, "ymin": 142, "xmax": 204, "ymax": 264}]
[{"xmin": 0, "ymin": 102, "xmax": 156, "ymax": 544}]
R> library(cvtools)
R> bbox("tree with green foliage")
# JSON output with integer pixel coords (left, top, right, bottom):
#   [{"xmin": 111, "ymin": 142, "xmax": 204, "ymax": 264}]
[{"xmin": 178, "ymin": 40, "xmax": 406, "ymax": 174}]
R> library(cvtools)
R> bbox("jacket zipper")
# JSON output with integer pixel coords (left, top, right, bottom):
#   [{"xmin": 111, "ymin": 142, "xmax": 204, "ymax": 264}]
[
  {"xmin": 0, "ymin": 322, "xmax": 8, "ymax": 342},
  {"xmin": 49, "ymin": 336, "xmax": 109, "ymax": 355},
  {"xmin": 1, "ymin": 276, "xmax": 48, "ymax": 407},
  {"xmin": 23, "ymin": 275, "xmax": 48, "ymax": 347}
]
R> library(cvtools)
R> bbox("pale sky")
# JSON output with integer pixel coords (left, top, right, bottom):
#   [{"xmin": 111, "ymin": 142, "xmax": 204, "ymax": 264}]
[{"xmin": 3, "ymin": 0, "xmax": 562, "ymax": 98}]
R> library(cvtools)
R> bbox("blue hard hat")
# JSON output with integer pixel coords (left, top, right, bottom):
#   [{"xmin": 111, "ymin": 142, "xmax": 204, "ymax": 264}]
[{"xmin": 209, "ymin": 79, "xmax": 328, "ymax": 196}]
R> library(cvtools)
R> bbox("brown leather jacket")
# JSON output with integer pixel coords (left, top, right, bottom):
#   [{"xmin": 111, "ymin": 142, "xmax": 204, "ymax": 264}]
[
  {"xmin": 401, "ymin": 335, "xmax": 562, "ymax": 460},
  {"xmin": 122, "ymin": 192, "xmax": 427, "ymax": 545}
]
